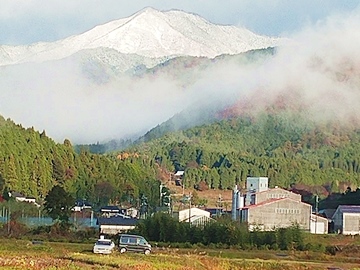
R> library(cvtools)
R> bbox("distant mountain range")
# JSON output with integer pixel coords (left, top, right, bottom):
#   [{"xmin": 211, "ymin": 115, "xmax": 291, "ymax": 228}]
[
  {"xmin": 0, "ymin": 7, "xmax": 284, "ymax": 68},
  {"xmin": 0, "ymin": 8, "xmax": 285, "ymax": 145}
]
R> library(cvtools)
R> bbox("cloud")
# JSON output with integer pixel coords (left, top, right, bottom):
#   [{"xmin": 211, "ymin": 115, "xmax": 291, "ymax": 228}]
[
  {"xmin": 0, "ymin": 56, "xmax": 199, "ymax": 144},
  {"xmin": 234, "ymin": 10, "xmax": 360, "ymax": 124},
  {"xmin": 1, "ymin": 6, "xmax": 360, "ymax": 145}
]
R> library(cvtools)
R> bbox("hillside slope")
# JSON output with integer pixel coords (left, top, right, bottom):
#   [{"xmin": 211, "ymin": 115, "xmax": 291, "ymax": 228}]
[{"xmin": 126, "ymin": 111, "xmax": 360, "ymax": 195}]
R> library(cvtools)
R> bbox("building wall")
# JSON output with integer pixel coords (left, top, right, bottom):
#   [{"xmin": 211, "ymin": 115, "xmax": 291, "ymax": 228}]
[
  {"xmin": 245, "ymin": 199, "xmax": 311, "ymax": 231},
  {"xmin": 246, "ymin": 177, "xmax": 269, "ymax": 205},
  {"xmin": 332, "ymin": 209, "xmax": 343, "ymax": 233},
  {"xmin": 100, "ymin": 225, "xmax": 135, "ymax": 235},
  {"xmin": 190, "ymin": 216, "xmax": 214, "ymax": 227},
  {"xmin": 343, "ymin": 213, "xmax": 360, "ymax": 235},
  {"xmin": 310, "ymin": 214, "xmax": 328, "ymax": 234},
  {"xmin": 178, "ymin": 207, "xmax": 210, "ymax": 222},
  {"xmin": 333, "ymin": 210, "xmax": 360, "ymax": 235},
  {"xmin": 246, "ymin": 177, "xmax": 269, "ymax": 193},
  {"xmin": 255, "ymin": 188, "xmax": 301, "ymax": 205}
]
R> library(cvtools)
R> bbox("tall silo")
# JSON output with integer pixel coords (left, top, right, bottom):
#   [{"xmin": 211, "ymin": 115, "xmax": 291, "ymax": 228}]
[
  {"xmin": 232, "ymin": 185, "xmax": 239, "ymax": 221},
  {"xmin": 236, "ymin": 191, "xmax": 244, "ymax": 210}
]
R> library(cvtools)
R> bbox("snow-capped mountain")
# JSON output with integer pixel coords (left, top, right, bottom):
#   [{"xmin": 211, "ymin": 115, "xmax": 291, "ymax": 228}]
[{"xmin": 0, "ymin": 7, "xmax": 284, "ymax": 67}]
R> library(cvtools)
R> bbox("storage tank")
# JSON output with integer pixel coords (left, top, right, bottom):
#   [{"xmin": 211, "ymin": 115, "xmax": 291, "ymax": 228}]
[
  {"xmin": 236, "ymin": 192, "xmax": 244, "ymax": 210},
  {"xmin": 231, "ymin": 185, "xmax": 240, "ymax": 220}
]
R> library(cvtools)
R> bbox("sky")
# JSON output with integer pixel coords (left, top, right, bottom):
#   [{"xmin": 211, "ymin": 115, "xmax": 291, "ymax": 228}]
[
  {"xmin": 1, "ymin": 1, "xmax": 360, "ymax": 145},
  {"xmin": 1, "ymin": 0, "xmax": 360, "ymax": 45}
]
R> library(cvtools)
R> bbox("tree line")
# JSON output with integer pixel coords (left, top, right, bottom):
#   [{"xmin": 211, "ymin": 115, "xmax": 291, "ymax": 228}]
[
  {"xmin": 0, "ymin": 116, "xmax": 160, "ymax": 209},
  {"xmin": 133, "ymin": 212, "xmax": 308, "ymax": 251},
  {"xmin": 1, "ymin": 110, "xmax": 360, "ymax": 210}
]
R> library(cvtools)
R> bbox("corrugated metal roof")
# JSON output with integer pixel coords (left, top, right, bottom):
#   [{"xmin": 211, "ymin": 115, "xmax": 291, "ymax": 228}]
[
  {"xmin": 175, "ymin": 171, "xmax": 184, "ymax": 176},
  {"xmin": 100, "ymin": 206, "xmax": 120, "ymax": 212},
  {"xmin": 97, "ymin": 216, "xmax": 138, "ymax": 226},
  {"xmin": 337, "ymin": 205, "xmax": 360, "ymax": 213},
  {"xmin": 242, "ymin": 197, "xmax": 310, "ymax": 210},
  {"xmin": 242, "ymin": 198, "xmax": 286, "ymax": 209},
  {"xmin": 252, "ymin": 187, "xmax": 299, "ymax": 197},
  {"xmin": 318, "ymin": 208, "xmax": 336, "ymax": 218}
]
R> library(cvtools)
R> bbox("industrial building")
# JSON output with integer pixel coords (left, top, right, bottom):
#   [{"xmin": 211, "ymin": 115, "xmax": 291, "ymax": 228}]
[
  {"xmin": 332, "ymin": 205, "xmax": 360, "ymax": 235},
  {"xmin": 232, "ymin": 177, "xmax": 313, "ymax": 232}
]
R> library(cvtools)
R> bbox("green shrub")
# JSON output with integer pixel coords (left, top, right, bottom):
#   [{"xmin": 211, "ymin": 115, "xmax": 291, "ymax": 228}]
[
  {"xmin": 183, "ymin": 242, "xmax": 193, "ymax": 248},
  {"xmin": 271, "ymin": 243, "xmax": 279, "ymax": 250},
  {"xmin": 325, "ymin": 245, "xmax": 337, "ymax": 255}
]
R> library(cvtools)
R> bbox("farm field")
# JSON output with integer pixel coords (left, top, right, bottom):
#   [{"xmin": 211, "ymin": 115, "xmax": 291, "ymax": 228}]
[{"xmin": 0, "ymin": 238, "xmax": 359, "ymax": 270}]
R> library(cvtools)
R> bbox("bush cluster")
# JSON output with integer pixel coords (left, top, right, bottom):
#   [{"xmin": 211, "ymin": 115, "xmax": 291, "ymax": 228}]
[{"xmin": 132, "ymin": 213, "xmax": 306, "ymax": 251}]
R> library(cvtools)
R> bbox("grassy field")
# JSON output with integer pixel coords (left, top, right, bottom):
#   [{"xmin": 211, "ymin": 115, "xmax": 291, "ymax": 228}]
[{"xmin": 0, "ymin": 238, "xmax": 359, "ymax": 270}]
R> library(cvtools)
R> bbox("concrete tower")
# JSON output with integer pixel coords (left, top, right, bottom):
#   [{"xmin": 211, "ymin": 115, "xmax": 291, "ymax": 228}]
[{"xmin": 245, "ymin": 177, "xmax": 268, "ymax": 205}]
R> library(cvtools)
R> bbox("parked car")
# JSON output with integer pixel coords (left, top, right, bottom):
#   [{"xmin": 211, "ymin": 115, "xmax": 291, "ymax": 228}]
[
  {"xmin": 118, "ymin": 234, "xmax": 151, "ymax": 255},
  {"xmin": 93, "ymin": 236, "xmax": 115, "ymax": 254}
]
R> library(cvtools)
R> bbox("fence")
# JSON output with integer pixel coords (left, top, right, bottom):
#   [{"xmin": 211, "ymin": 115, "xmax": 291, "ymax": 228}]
[{"xmin": 0, "ymin": 212, "xmax": 99, "ymax": 229}]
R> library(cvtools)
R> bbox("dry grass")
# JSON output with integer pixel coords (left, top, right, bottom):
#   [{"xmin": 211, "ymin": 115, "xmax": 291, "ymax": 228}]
[{"xmin": 0, "ymin": 239, "xmax": 360, "ymax": 270}]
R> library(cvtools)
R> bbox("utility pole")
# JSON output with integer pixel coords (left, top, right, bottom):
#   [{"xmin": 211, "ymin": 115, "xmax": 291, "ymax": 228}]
[
  {"xmin": 7, "ymin": 203, "xmax": 11, "ymax": 235},
  {"xmin": 7, "ymin": 192, "xmax": 11, "ymax": 235},
  {"xmin": 159, "ymin": 183, "xmax": 163, "ymax": 207},
  {"xmin": 182, "ymin": 178, "xmax": 185, "ymax": 196},
  {"xmin": 217, "ymin": 194, "xmax": 223, "ymax": 217},
  {"xmin": 315, "ymin": 195, "xmax": 319, "ymax": 234},
  {"xmin": 188, "ymin": 192, "xmax": 192, "ymax": 227}
]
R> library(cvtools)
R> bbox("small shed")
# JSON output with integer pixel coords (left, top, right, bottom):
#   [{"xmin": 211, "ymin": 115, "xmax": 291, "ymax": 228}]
[
  {"xmin": 310, "ymin": 214, "xmax": 328, "ymax": 234},
  {"xmin": 97, "ymin": 216, "xmax": 138, "ymax": 235},
  {"xmin": 72, "ymin": 200, "xmax": 92, "ymax": 212},
  {"xmin": 173, "ymin": 207, "xmax": 213, "ymax": 226},
  {"xmin": 100, "ymin": 206, "xmax": 121, "ymax": 217},
  {"xmin": 11, "ymin": 192, "xmax": 40, "ymax": 207},
  {"xmin": 174, "ymin": 171, "xmax": 185, "ymax": 177},
  {"xmin": 332, "ymin": 205, "xmax": 360, "ymax": 235},
  {"xmin": 188, "ymin": 215, "xmax": 215, "ymax": 227}
]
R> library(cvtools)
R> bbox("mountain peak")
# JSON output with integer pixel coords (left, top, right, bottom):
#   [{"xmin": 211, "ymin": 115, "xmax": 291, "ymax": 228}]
[
  {"xmin": 137, "ymin": 6, "xmax": 160, "ymax": 14},
  {"xmin": 0, "ymin": 8, "xmax": 285, "ymax": 66}
]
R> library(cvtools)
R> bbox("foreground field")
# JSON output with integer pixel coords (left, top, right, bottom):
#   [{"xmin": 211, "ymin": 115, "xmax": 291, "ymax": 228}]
[{"xmin": 0, "ymin": 239, "xmax": 359, "ymax": 270}]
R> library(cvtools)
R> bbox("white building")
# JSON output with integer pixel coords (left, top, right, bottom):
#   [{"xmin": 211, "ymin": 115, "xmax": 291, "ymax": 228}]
[
  {"xmin": 97, "ymin": 216, "xmax": 138, "ymax": 235},
  {"xmin": 237, "ymin": 176, "xmax": 325, "ymax": 233},
  {"xmin": 173, "ymin": 207, "xmax": 213, "ymax": 227},
  {"xmin": 310, "ymin": 214, "xmax": 328, "ymax": 234},
  {"xmin": 178, "ymin": 207, "xmax": 210, "ymax": 222},
  {"xmin": 332, "ymin": 205, "xmax": 360, "ymax": 235}
]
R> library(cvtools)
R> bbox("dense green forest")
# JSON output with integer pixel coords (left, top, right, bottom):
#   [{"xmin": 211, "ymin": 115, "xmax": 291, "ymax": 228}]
[
  {"xmin": 125, "ymin": 111, "xmax": 360, "ymax": 198},
  {"xmin": 1, "ymin": 107, "xmax": 360, "ymax": 210},
  {"xmin": 0, "ymin": 116, "xmax": 160, "ymax": 208}
]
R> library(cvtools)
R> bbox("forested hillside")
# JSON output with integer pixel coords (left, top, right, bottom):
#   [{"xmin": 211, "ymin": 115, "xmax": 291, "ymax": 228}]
[
  {"xmin": 76, "ymin": 48, "xmax": 277, "ymax": 154},
  {"xmin": 2, "ymin": 107, "xmax": 360, "ymax": 209},
  {"xmin": 125, "ymin": 111, "xmax": 360, "ymax": 197},
  {"xmin": 0, "ymin": 116, "xmax": 160, "ymax": 208}
]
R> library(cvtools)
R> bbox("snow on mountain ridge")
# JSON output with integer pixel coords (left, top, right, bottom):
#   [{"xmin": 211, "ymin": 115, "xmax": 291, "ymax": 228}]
[{"xmin": 0, "ymin": 7, "xmax": 284, "ymax": 66}]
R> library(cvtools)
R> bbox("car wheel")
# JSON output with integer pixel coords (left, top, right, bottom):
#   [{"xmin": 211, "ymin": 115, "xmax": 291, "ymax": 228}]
[
  {"xmin": 144, "ymin": 249, "xmax": 151, "ymax": 255},
  {"xmin": 120, "ymin": 247, "xmax": 127, "ymax": 254}
]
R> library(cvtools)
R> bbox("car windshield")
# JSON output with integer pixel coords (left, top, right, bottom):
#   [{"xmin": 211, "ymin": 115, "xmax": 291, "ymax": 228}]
[
  {"xmin": 139, "ymin": 238, "xmax": 147, "ymax": 244},
  {"xmin": 96, "ymin": 240, "xmax": 112, "ymax": 246}
]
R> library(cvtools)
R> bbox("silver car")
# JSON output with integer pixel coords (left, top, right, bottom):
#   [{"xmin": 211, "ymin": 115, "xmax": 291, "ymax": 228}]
[{"xmin": 93, "ymin": 238, "xmax": 115, "ymax": 254}]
